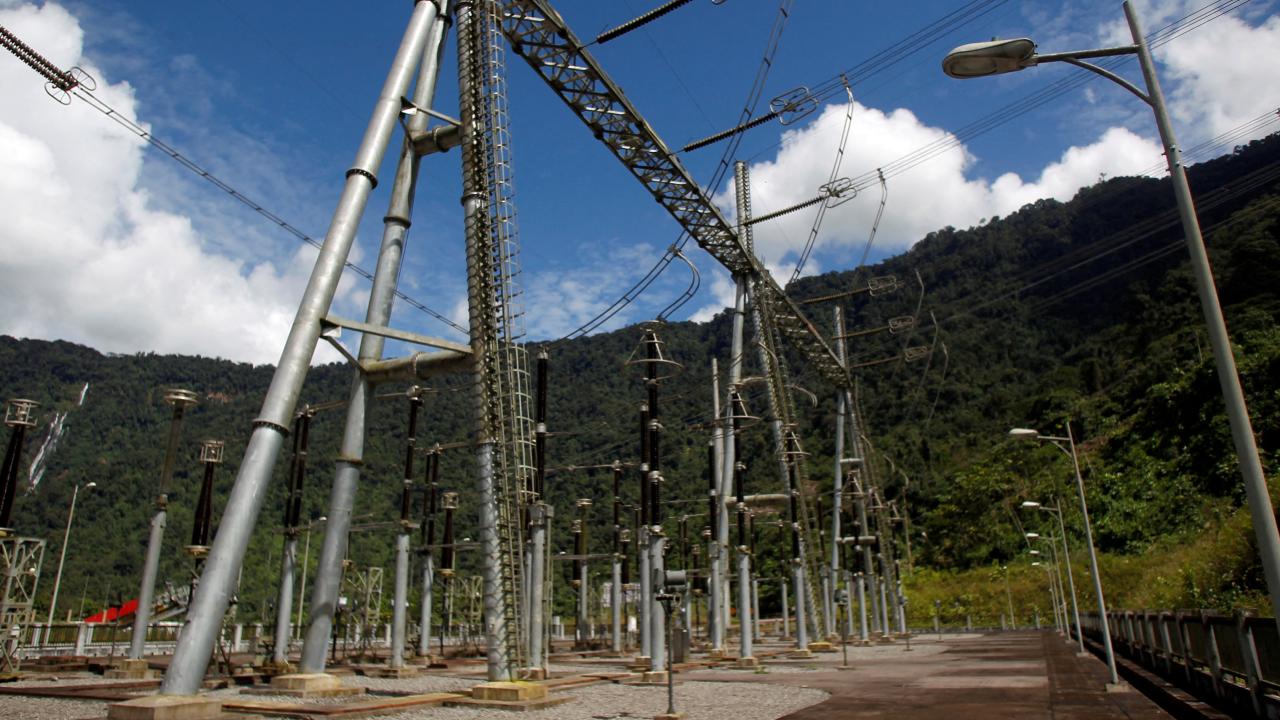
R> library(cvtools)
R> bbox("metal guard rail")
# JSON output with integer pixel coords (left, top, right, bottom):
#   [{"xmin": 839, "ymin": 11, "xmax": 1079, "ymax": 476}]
[{"xmin": 1081, "ymin": 609, "xmax": 1279, "ymax": 718}]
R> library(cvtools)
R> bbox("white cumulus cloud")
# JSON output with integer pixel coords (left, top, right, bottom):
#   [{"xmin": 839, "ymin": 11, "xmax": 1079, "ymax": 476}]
[
  {"xmin": 0, "ymin": 2, "xmax": 353, "ymax": 364},
  {"xmin": 709, "ymin": 102, "xmax": 1163, "ymax": 284}
]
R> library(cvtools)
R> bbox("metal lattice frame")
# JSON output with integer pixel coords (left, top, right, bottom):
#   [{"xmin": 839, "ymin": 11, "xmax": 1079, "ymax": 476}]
[
  {"xmin": 461, "ymin": 0, "xmax": 531, "ymax": 674},
  {"xmin": 0, "ymin": 537, "xmax": 44, "ymax": 673},
  {"xmin": 496, "ymin": 0, "xmax": 849, "ymax": 391},
  {"xmin": 342, "ymin": 565, "xmax": 383, "ymax": 652}
]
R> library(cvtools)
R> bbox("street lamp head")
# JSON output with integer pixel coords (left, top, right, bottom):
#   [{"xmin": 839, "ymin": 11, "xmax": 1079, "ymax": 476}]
[
  {"xmin": 1020, "ymin": 500, "xmax": 1041, "ymax": 509},
  {"xmin": 83, "ymin": 481, "xmax": 97, "ymax": 490},
  {"xmin": 1008, "ymin": 428, "xmax": 1040, "ymax": 440},
  {"xmin": 1025, "ymin": 532, "xmax": 1040, "ymax": 540},
  {"xmin": 942, "ymin": 38, "xmax": 1036, "ymax": 78}
]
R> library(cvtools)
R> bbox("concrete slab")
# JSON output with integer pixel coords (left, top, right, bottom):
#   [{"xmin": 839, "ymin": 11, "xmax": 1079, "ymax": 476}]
[
  {"xmin": 248, "ymin": 672, "xmax": 365, "ymax": 699},
  {"xmin": 471, "ymin": 681, "xmax": 549, "ymax": 701},
  {"xmin": 681, "ymin": 631, "xmax": 1173, "ymax": 720},
  {"xmin": 106, "ymin": 694, "xmax": 222, "ymax": 720},
  {"xmin": 444, "ymin": 694, "xmax": 573, "ymax": 711}
]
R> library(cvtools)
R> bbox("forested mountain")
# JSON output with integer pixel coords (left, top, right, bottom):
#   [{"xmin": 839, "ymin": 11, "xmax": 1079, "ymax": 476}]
[{"xmin": 2, "ymin": 132, "xmax": 1277, "ymax": 624}]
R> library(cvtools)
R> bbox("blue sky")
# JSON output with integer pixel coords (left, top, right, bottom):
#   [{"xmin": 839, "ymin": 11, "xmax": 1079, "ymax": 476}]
[{"xmin": 1, "ymin": 0, "xmax": 1278, "ymax": 364}]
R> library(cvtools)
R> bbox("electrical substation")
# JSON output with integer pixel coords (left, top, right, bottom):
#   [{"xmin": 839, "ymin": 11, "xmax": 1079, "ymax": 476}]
[{"xmin": 1, "ymin": 0, "xmax": 1274, "ymax": 719}]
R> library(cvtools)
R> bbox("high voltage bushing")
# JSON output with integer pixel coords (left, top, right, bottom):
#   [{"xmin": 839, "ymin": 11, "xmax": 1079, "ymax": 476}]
[
  {"xmin": 637, "ymin": 403, "xmax": 650, "ymax": 529},
  {"xmin": 401, "ymin": 390, "xmax": 425, "ymax": 525},
  {"xmin": 611, "ymin": 462, "xmax": 623, "ymax": 555},
  {"xmin": 421, "ymin": 448, "xmax": 440, "ymax": 550},
  {"xmin": 129, "ymin": 387, "xmax": 198, "ymax": 663},
  {"xmin": 439, "ymin": 491, "xmax": 459, "ymax": 577},
  {"xmin": 619, "ymin": 527, "xmax": 632, "ymax": 584},
  {"xmin": 186, "ymin": 440, "xmax": 224, "ymax": 557},
  {"xmin": 574, "ymin": 498, "xmax": 592, "ymax": 579},
  {"xmin": 0, "ymin": 398, "xmax": 39, "ymax": 533},
  {"xmin": 157, "ymin": 389, "xmax": 200, "ymax": 505},
  {"xmin": 728, "ymin": 391, "xmax": 755, "ymax": 550},
  {"xmin": 284, "ymin": 410, "xmax": 313, "ymax": 532}
]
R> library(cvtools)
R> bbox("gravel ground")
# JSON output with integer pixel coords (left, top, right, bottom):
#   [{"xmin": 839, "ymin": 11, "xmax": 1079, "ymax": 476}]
[
  {"xmin": 6, "ymin": 673, "xmax": 149, "ymax": 687},
  {"xmin": 0, "ymin": 673, "xmax": 145, "ymax": 720},
  {"xmin": 342, "ymin": 672, "xmax": 480, "ymax": 693},
  {"xmin": 0, "ymin": 694, "xmax": 111, "ymax": 720},
  {"xmin": 378, "ymin": 680, "xmax": 827, "ymax": 720}
]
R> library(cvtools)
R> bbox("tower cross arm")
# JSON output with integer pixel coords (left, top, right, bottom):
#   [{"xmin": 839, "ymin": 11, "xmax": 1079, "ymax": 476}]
[{"xmin": 497, "ymin": 0, "xmax": 849, "ymax": 390}]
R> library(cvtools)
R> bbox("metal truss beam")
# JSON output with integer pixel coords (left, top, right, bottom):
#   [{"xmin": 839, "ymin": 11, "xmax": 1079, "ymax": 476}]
[{"xmin": 497, "ymin": 0, "xmax": 849, "ymax": 391}]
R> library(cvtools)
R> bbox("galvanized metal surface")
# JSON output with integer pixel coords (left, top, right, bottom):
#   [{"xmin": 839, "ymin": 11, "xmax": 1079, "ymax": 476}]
[{"xmin": 157, "ymin": 0, "xmax": 439, "ymax": 695}]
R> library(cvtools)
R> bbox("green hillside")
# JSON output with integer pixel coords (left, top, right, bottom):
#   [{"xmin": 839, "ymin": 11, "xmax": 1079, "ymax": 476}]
[{"xmin": 2, "ymin": 132, "xmax": 1278, "ymax": 627}]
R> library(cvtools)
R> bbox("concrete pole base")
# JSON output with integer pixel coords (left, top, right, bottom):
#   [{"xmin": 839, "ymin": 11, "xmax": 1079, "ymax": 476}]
[
  {"xmin": 471, "ymin": 682, "xmax": 548, "ymax": 701},
  {"xmin": 628, "ymin": 655, "xmax": 653, "ymax": 671},
  {"xmin": 444, "ymin": 682, "xmax": 569, "ymax": 711},
  {"xmin": 641, "ymin": 670, "xmax": 669, "ymax": 684},
  {"xmin": 106, "ymin": 695, "xmax": 222, "ymax": 720},
  {"xmin": 518, "ymin": 666, "xmax": 548, "ymax": 680},
  {"xmin": 655, "ymin": 713, "xmax": 687, "ymax": 720},
  {"xmin": 732, "ymin": 656, "xmax": 760, "ymax": 669},
  {"xmin": 787, "ymin": 649, "xmax": 814, "ymax": 659},
  {"xmin": 807, "ymin": 641, "xmax": 836, "ymax": 653},
  {"xmin": 252, "ymin": 673, "xmax": 366, "ymax": 699},
  {"xmin": 105, "ymin": 659, "xmax": 158, "ymax": 680},
  {"xmin": 1105, "ymin": 681, "xmax": 1130, "ymax": 693}
]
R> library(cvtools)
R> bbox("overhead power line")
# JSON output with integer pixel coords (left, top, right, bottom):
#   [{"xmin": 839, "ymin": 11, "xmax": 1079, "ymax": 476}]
[
  {"xmin": 553, "ymin": 0, "xmax": 797, "ymax": 340},
  {"xmin": 744, "ymin": 0, "xmax": 1255, "ymax": 233},
  {"xmin": 0, "ymin": 22, "xmax": 467, "ymax": 336}
]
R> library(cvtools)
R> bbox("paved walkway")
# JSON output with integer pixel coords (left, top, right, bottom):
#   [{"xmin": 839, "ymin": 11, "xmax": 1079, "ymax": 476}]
[{"xmin": 684, "ymin": 631, "xmax": 1172, "ymax": 719}]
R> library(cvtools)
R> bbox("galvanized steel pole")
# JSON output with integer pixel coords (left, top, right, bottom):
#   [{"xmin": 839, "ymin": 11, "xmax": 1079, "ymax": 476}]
[
  {"xmin": 272, "ymin": 537, "xmax": 297, "ymax": 666},
  {"xmin": 131, "ymin": 389, "xmax": 196, "ymax": 661},
  {"xmin": 1122, "ymin": 0, "xmax": 1280, "ymax": 637},
  {"xmin": 298, "ymin": 1, "xmax": 448, "ymax": 673},
  {"xmin": 158, "ymin": 1, "xmax": 439, "ymax": 695}
]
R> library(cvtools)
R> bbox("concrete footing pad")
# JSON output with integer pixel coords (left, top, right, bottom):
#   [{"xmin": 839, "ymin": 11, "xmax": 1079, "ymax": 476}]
[
  {"xmin": 245, "ymin": 672, "xmax": 365, "ymax": 699},
  {"xmin": 627, "ymin": 655, "xmax": 652, "ymax": 671},
  {"xmin": 1105, "ymin": 681, "xmax": 1131, "ymax": 693},
  {"xmin": 518, "ymin": 667, "xmax": 548, "ymax": 680},
  {"xmin": 641, "ymin": 671, "xmax": 669, "ymax": 684},
  {"xmin": 808, "ymin": 641, "xmax": 835, "ymax": 653},
  {"xmin": 655, "ymin": 713, "xmax": 687, "ymax": 720},
  {"xmin": 106, "ymin": 694, "xmax": 223, "ymax": 720},
  {"xmin": 444, "ymin": 681, "xmax": 571, "ymax": 711},
  {"xmin": 787, "ymin": 649, "xmax": 814, "ymax": 659},
  {"xmin": 732, "ymin": 656, "xmax": 761, "ymax": 669}
]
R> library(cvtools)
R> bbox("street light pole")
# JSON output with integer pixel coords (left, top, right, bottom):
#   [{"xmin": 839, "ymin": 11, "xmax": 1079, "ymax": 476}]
[
  {"xmin": 1058, "ymin": 423, "xmax": 1118, "ymax": 685},
  {"xmin": 1001, "ymin": 565, "xmax": 1015, "ymax": 629},
  {"xmin": 1013, "ymin": 427, "xmax": 1117, "ymax": 686},
  {"xmin": 1024, "ymin": 503, "xmax": 1085, "ymax": 652},
  {"xmin": 48, "ymin": 481, "xmax": 96, "ymax": 625},
  {"xmin": 946, "ymin": 0, "xmax": 1280, "ymax": 639}
]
